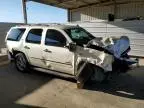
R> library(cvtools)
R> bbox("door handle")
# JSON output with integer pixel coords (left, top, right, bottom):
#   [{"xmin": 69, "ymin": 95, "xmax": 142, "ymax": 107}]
[
  {"xmin": 44, "ymin": 49, "xmax": 52, "ymax": 53},
  {"xmin": 24, "ymin": 46, "xmax": 30, "ymax": 49}
]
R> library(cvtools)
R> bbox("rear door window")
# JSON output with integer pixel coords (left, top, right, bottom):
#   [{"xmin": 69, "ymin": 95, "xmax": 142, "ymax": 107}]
[
  {"xmin": 7, "ymin": 28, "xmax": 26, "ymax": 41},
  {"xmin": 26, "ymin": 29, "xmax": 43, "ymax": 44}
]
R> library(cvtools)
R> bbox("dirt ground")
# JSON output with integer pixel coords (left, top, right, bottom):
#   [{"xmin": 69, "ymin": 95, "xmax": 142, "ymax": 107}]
[{"xmin": 0, "ymin": 63, "xmax": 144, "ymax": 108}]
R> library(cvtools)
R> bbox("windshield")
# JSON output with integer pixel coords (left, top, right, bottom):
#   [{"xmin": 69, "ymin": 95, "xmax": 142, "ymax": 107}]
[{"xmin": 64, "ymin": 27, "xmax": 95, "ymax": 46}]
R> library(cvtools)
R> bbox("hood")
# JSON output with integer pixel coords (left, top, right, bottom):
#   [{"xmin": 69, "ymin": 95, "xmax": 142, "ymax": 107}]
[{"xmin": 86, "ymin": 36, "xmax": 130, "ymax": 58}]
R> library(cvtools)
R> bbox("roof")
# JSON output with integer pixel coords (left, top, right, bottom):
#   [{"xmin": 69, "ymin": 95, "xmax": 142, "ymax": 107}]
[
  {"xmin": 15, "ymin": 24, "xmax": 78, "ymax": 29},
  {"xmin": 28, "ymin": 0, "xmax": 112, "ymax": 9},
  {"xmin": 27, "ymin": 0, "xmax": 142, "ymax": 10}
]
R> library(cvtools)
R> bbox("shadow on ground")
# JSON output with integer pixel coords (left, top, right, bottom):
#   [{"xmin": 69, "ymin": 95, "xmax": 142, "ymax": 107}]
[
  {"xmin": 84, "ymin": 66, "xmax": 144, "ymax": 100},
  {"xmin": 0, "ymin": 62, "xmax": 75, "ymax": 108},
  {"xmin": 0, "ymin": 63, "xmax": 54, "ymax": 108}
]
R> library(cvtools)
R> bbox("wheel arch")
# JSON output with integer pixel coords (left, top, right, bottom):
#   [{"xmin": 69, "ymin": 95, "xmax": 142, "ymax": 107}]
[
  {"xmin": 12, "ymin": 49, "xmax": 30, "ymax": 63},
  {"xmin": 76, "ymin": 61, "xmax": 104, "ymax": 74}
]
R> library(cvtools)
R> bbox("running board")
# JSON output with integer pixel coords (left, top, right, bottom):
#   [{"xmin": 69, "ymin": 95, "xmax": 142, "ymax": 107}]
[{"xmin": 33, "ymin": 67, "xmax": 76, "ymax": 79}]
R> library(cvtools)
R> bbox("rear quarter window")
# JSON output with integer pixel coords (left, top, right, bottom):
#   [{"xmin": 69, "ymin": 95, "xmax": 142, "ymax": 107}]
[{"xmin": 7, "ymin": 28, "xmax": 26, "ymax": 41}]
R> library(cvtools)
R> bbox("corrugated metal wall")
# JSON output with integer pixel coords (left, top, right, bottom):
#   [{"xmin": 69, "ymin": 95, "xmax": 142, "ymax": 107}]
[
  {"xmin": 117, "ymin": 2, "xmax": 144, "ymax": 19},
  {"xmin": 70, "ymin": 5, "xmax": 113, "ymax": 21},
  {"xmin": 69, "ymin": 20, "xmax": 144, "ymax": 57},
  {"xmin": 70, "ymin": 1, "xmax": 144, "ymax": 21},
  {"xmin": 69, "ymin": 0, "xmax": 144, "ymax": 57},
  {"xmin": 0, "ymin": 23, "xmax": 19, "ymax": 48}
]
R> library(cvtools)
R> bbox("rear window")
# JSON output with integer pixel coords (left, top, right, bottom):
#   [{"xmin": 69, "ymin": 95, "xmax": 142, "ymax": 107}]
[{"xmin": 7, "ymin": 28, "xmax": 26, "ymax": 41}]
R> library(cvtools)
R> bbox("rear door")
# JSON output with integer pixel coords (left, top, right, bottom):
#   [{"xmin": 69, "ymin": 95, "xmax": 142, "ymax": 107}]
[
  {"xmin": 23, "ymin": 28, "xmax": 45, "ymax": 68},
  {"xmin": 42, "ymin": 29, "xmax": 75, "ymax": 75}
]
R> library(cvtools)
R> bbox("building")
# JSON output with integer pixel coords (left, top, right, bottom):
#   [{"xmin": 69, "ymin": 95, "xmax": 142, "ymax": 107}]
[{"xmin": 29, "ymin": 0, "xmax": 144, "ymax": 22}]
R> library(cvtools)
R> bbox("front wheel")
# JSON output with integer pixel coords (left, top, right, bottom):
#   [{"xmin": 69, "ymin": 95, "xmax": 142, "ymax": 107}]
[
  {"xmin": 90, "ymin": 66, "xmax": 108, "ymax": 83},
  {"xmin": 15, "ymin": 53, "xmax": 29, "ymax": 72}
]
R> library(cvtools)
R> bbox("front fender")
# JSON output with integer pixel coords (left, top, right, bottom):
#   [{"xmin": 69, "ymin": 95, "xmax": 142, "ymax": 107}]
[{"xmin": 75, "ymin": 46, "xmax": 114, "ymax": 76}]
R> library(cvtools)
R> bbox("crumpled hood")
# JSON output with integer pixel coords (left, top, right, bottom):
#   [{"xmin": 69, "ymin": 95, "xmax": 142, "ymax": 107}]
[
  {"xmin": 87, "ymin": 36, "xmax": 130, "ymax": 59},
  {"xmin": 87, "ymin": 37, "xmax": 114, "ymax": 47}
]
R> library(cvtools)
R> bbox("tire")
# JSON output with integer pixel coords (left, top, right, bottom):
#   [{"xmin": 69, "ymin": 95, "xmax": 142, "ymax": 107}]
[
  {"xmin": 90, "ymin": 66, "xmax": 107, "ymax": 83},
  {"xmin": 15, "ymin": 53, "xmax": 29, "ymax": 72}
]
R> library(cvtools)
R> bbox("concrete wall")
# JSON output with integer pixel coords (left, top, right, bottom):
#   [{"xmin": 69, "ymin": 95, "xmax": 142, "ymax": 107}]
[
  {"xmin": 0, "ymin": 23, "xmax": 20, "ymax": 48},
  {"xmin": 69, "ymin": 20, "xmax": 144, "ymax": 57}
]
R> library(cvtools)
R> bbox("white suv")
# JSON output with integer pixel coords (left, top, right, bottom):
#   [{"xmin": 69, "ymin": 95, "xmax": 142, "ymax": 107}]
[{"xmin": 5, "ymin": 24, "xmax": 133, "ymax": 86}]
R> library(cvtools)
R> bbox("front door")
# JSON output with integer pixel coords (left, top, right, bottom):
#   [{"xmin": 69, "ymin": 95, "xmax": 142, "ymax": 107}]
[{"xmin": 42, "ymin": 29, "xmax": 75, "ymax": 75}]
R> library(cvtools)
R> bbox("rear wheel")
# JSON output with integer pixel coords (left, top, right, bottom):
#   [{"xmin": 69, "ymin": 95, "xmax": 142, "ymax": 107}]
[{"xmin": 15, "ymin": 53, "xmax": 29, "ymax": 72}]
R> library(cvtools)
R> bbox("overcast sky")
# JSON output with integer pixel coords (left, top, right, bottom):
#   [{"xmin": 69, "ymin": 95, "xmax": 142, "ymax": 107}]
[{"xmin": 0, "ymin": 0, "xmax": 67, "ymax": 23}]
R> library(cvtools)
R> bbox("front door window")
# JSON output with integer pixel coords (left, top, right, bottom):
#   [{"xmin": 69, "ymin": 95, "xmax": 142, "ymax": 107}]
[{"xmin": 45, "ymin": 29, "xmax": 66, "ymax": 47}]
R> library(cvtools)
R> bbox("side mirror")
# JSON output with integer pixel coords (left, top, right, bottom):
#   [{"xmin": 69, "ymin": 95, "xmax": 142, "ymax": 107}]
[{"xmin": 68, "ymin": 42, "xmax": 76, "ymax": 51}]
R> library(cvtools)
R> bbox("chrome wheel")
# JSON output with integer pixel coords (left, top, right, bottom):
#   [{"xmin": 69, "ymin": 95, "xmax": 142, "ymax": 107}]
[{"xmin": 15, "ymin": 53, "xmax": 28, "ymax": 72}]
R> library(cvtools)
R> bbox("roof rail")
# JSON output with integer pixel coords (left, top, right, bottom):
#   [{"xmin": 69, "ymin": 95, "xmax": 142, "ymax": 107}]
[{"xmin": 16, "ymin": 23, "xmax": 63, "ymax": 27}]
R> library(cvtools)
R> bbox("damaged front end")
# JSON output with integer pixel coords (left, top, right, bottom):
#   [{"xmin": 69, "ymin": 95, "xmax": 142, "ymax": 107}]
[
  {"xmin": 75, "ymin": 36, "xmax": 137, "ymax": 84},
  {"xmin": 87, "ymin": 36, "xmax": 137, "ymax": 72},
  {"xmin": 64, "ymin": 27, "xmax": 137, "ymax": 87}
]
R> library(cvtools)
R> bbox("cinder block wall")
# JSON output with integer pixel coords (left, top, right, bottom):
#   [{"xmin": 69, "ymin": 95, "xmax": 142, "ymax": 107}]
[{"xmin": 0, "ymin": 22, "xmax": 21, "ymax": 48}]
